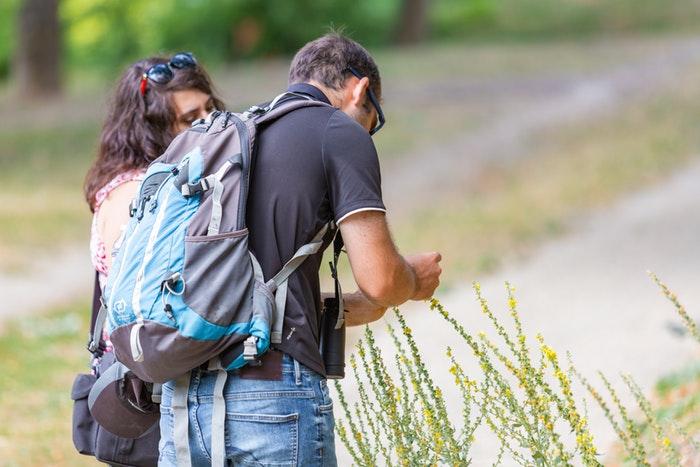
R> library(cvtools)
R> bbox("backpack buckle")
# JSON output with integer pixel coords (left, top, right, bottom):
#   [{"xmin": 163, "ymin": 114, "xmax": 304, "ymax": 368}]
[
  {"xmin": 241, "ymin": 105, "xmax": 267, "ymax": 121},
  {"xmin": 87, "ymin": 338, "xmax": 99, "ymax": 353},
  {"xmin": 181, "ymin": 178, "xmax": 210, "ymax": 197},
  {"xmin": 243, "ymin": 336, "xmax": 259, "ymax": 362},
  {"xmin": 86, "ymin": 335, "xmax": 104, "ymax": 357},
  {"xmin": 246, "ymin": 105, "xmax": 266, "ymax": 116},
  {"xmin": 129, "ymin": 198, "xmax": 138, "ymax": 218}
]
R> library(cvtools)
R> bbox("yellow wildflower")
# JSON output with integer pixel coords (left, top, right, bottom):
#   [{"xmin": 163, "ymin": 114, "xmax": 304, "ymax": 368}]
[{"xmin": 541, "ymin": 345, "xmax": 557, "ymax": 362}]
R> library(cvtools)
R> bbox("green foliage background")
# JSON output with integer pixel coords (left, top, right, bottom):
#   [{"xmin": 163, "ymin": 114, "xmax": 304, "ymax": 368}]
[{"xmin": 3, "ymin": 0, "xmax": 700, "ymax": 80}]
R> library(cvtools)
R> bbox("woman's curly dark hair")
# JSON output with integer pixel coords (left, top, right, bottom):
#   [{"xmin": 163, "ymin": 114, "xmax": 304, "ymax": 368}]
[{"xmin": 84, "ymin": 56, "xmax": 225, "ymax": 211}]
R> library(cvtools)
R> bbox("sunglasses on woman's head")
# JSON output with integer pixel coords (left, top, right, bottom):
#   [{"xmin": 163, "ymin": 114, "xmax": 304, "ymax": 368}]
[{"xmin": 139, "ymin": 52, "xmax": 197, "ymax": 97}]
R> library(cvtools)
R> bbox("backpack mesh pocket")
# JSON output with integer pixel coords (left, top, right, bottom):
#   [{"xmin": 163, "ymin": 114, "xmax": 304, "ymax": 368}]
[{"xmin": 182, "ymin": 229, "xmax": 254, "ymax": 326}]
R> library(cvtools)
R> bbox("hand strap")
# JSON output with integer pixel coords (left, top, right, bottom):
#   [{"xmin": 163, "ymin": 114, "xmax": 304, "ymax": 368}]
[
  {"xmin": 89, "ymin": 270, "xmax": 101, "ymax": 332},
  {"xmin": 329, "ymin": 232, "xmax": 345, "ymax": 329}
]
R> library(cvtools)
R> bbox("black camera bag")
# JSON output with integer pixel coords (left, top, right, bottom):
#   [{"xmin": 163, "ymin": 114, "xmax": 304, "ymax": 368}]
[{"xmin": 70, "ymin": 272, "xmax": 159, "ymax": 466}]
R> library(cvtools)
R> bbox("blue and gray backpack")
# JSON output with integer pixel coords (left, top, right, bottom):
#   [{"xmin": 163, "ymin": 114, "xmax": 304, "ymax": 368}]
[{"xmin": 96, "ymin": 93, "xmax": 337, "ymax": 466}]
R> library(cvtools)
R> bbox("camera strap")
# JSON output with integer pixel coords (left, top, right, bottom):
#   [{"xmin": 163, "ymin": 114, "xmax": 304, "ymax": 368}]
[{"xmin": 329, "ymin": 231, "xmax": 345, "ymax": 329}]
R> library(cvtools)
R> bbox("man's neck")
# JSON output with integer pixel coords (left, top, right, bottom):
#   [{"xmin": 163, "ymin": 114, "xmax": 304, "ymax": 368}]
[{"xmin": 307, "ymin": 80, "xmax": 342, "ymax": 108}]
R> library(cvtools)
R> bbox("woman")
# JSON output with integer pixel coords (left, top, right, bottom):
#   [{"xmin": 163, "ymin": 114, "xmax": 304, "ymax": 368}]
[
  {"xmin": 84, "ymin": 53, "xmax": 224, "ymax": 376},
  {"xmin": 85, "ymin": 52, "xmax": 224, "ymax": 286},
  {"xmin": 79, "ymin": 53, "xmax": 224, "ymax": 464}
]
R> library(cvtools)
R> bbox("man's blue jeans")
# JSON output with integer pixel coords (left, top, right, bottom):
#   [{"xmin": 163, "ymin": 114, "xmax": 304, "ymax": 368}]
[{"xmin": 158, "ymin": 353, "xmax": 337, "ymax": 466}]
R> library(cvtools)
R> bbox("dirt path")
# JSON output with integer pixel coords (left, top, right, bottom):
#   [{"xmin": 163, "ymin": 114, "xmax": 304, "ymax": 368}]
[
  {"xmin": 382, "ymin": 36, "xmax": 700, "ymax": 220},
  {"xmin": 0, "ymin": 245, "xmax": 92, "ymax": 327},
  {"xmin": 336, "ymin": 160, "xmax": 700, "ymax": 464}
]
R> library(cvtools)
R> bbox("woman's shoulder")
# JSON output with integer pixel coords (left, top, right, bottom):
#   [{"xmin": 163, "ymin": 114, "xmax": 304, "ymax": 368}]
[{"xmin": 93, "ymin": 169, "xmax": 145, "ymax": 211}]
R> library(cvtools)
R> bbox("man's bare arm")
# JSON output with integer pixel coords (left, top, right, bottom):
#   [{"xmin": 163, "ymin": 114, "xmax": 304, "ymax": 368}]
[
  {"xmin": 321, "ymin": 290, "xmax": 387, "ymax": 326},
  {"xmin": 338, "ymin": 210, "xmax": 442, "ymax": 308}
]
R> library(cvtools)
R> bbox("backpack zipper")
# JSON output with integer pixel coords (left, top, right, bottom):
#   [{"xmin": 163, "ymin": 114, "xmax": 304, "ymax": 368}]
[
  {"xmin": 107, "ymin": 166, "xmax": 174, "ymax": 327},
  {"xmin": 232, "ymin": 115, "xmax": 250, "ymax": 231},
  {"xmin": 131, "ymin": 181, "xmax": 176, "ymax": 324}
]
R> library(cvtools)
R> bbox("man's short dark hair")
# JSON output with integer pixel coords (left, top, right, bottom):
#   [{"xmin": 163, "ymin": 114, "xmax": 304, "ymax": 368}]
[{"xmin": 289, "ymin": 33, "xmax": 382, "ymax": 100}]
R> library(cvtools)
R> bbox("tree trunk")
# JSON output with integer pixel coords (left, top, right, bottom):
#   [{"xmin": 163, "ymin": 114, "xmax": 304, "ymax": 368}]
[
  {"xmin": 394, "ymin": 0, "xmax": 429, "ymax": 45},
  {"xmin": 15, "ymin": 0, "xmax": 62, "ymax": 98}
]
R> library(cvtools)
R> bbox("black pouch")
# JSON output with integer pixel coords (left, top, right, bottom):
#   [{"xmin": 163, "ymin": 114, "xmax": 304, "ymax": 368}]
[
  {"xmin": 94, "ymin": 423, "xmax": 160, "ymax": 467},
  {"xmin": 71, "ymin": 368, "xmax": 160, "ymax": 466},
  {"xmin": 71, "ymin": 373, "xmax": 98, "ymax": 455},
  {"xmin": 70, "ymin": 272, "xmax": 160, "ymax": 466}
]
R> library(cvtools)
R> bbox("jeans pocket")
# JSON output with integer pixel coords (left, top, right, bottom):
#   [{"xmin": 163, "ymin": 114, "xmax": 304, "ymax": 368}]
[
  {"xmin": 315, "ymin": 379, "xmax": 337, "ymax": 466},
  {"xmin": 317, "ymin": 379, "xmax": 334, "ymax": 413},
  {"xmin": 225, "ymin": 412, "xmax": 298, "ymax": 466}
]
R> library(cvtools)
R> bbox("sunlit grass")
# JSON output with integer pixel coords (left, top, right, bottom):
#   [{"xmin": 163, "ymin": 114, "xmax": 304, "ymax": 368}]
[
  {"xmin": 0, "ymin": 302, "xmax": 95, "ymax": 466},
  {"xmin": 0, "ymin": 122, "xmax": 96, "ymax": 270}
]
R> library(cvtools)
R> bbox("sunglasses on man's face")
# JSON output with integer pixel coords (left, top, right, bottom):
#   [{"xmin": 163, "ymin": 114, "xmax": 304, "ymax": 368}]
[
  {"xmin": 346, "ymin": 66, "xmax": 385, "ymax": 136},
  {"xmin": 139, "ymin": 52, "xmax": 197, "ymax": 96}
]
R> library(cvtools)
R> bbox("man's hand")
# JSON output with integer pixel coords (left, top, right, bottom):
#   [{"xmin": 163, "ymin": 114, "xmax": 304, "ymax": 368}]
[
  {"xmin": 406, "ymin": 252, "xmax": 442, "ymax": 300},
  {"xmin": 340, "ymin": 210, "xmax": 443, "ymax": 307}
]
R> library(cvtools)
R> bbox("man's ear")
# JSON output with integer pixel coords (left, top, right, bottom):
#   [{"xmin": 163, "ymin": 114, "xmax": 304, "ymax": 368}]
[{"xmin": 350, "ymin": 77, "xmax": 370, "ymax": 107}]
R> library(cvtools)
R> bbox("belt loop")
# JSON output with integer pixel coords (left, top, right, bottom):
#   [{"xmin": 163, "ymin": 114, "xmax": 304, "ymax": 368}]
[{"xmin": 293, "ymin": 358, "xmax": 301, "ymax": 386}]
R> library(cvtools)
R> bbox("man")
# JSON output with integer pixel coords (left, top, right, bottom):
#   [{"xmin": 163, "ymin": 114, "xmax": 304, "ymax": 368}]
[{"xmin": 159, "ymin": 33, "xmax": 442, "ymax": 466}]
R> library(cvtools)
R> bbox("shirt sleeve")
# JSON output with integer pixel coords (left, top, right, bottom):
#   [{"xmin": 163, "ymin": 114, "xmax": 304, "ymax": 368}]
[{"xmin": 321, "ymin": 110, "xmax": 386, "ymax": 224}]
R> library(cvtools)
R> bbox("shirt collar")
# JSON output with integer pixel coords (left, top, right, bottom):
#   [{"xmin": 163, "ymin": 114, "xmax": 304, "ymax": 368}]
[{"xmin": 287, "ymin": 83, "xmax": 332, "ymax": 105}]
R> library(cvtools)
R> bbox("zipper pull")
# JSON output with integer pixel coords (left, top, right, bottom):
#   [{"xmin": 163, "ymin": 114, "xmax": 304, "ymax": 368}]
[{"xmin": 164, "ymin": 304, "xmax": 176, "ymax": 323}]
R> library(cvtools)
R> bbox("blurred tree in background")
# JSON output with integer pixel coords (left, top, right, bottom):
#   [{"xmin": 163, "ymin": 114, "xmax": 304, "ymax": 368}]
[
  {"xmin": 395, "ymin": 0, "xmax": 429, "ymax": 44},
  {"xmin": 2, "ymin": 0, "xmax": 700, "ymax": 88},
  {"xmin": 15, "ymin": 0, "xmax": 62, "ymax": 98},
  {"xmin": 58, "ymin": 0, "xmax": 399, "ymax": 74}
]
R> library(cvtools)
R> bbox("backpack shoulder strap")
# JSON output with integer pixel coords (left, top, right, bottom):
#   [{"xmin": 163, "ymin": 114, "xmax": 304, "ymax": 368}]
[
  {"xmin": 242, "ymin": 91, "xmax": 331, "ymax": 127},
  {"xmin": 268, "ymin": 221, "xmax": 334, "ymax": 344}
]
